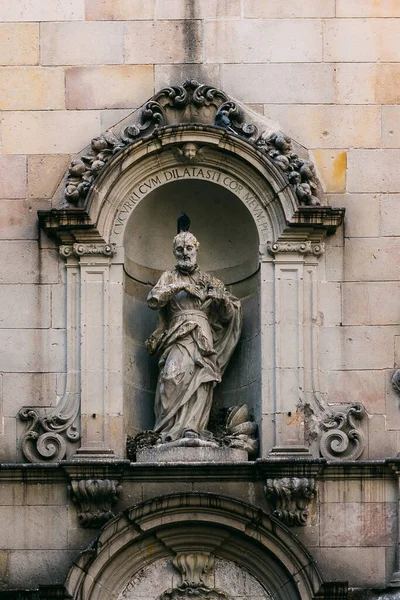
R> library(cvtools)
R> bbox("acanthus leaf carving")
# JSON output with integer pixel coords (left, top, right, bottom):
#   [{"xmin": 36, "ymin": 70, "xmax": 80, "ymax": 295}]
[
  {"xmin": 70, "ymin": 479, "xmax": 121, "ymax": 528},
  {"xmin": 265, "ymin": 477, "xmax": 316, "ymax": 527},
  {"xmin": 157, "ymin": 554, "xmax": 231, "ymax": 600},
  {"xmin": 319, "ymin": 403, "xmax": 366, "ymax": 461},
  {"xmin": 63, "ymin": 80, "xmax": 320, "ymax": 208}
]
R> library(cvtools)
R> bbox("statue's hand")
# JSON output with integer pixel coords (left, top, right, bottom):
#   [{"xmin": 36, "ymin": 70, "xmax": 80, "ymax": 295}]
[
  {"xmin": 206, "ymin": 286, "xmax": 225, "ymax": 301},
  {"xmin": 184, "ymin": 283, "xmax": 205, "ymax": 300}
]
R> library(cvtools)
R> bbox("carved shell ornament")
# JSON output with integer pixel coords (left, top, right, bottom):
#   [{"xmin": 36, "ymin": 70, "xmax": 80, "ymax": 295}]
[{"xmin": 63, "ymin": 80, "xmax": 321, "ymax": 208}]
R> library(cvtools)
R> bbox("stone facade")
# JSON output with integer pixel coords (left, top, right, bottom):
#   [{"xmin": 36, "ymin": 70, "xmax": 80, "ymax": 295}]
[{"xmin": 1, "ymin": 2, "xmax": 400, "ymax": 599}]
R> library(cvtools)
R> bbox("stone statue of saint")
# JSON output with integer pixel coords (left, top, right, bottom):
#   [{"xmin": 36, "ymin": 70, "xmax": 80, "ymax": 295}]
[{"xmin": 146, "ymin": 231, "xmax": 242, "ymax": 444}]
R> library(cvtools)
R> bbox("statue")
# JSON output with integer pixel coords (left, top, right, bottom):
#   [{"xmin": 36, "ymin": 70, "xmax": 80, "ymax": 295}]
[{"xmin": 145, "ymin": 226, "xmax": 242, "ymax": 445}]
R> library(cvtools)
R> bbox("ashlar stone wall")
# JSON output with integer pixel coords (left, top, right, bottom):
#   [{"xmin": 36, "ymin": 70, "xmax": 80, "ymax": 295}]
[
  {"xmin": 1, "ymin": 0, "xmax": 400, "ymax": 460},
  {"xmin": 1, "ymin": 2, "xmax": 400, "ymax": 595}
]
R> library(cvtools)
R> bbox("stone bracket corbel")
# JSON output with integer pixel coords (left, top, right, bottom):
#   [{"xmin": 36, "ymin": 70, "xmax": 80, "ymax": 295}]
[
  {"xmin": 63, "ymin": 463, "xmax": 125, "ymax": 528},
  {"xmin": 265, "ymin": 477, "xmax": 316, "ymax": 527},
  {"xmin": 69, "ymin": 478, "xmax": 122, "ymax": 528}
]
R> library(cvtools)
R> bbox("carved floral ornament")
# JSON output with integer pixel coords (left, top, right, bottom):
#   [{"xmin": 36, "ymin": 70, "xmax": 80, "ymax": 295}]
[{"xmin": 63, "ymin": 80, "xmax": 321, "ymax": 209}]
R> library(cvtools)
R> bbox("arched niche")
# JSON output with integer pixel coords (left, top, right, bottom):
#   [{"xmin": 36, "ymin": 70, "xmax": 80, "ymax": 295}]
[
  {"xmin": 65, "ymin": 493, "xmax": 324, "ymax": 600},
  {"xmin": 24, "ymin": 81, "xmax": 344, "ymax": 463},
  {"xmin": 122, "ymin": 175, "xmax": 261, "ymax": 438}
]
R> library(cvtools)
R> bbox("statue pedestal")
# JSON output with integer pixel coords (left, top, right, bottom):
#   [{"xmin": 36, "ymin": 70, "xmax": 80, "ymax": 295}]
[{"xmin": 136, "ymin": 445, "xmax": 248, "ymax": 463}]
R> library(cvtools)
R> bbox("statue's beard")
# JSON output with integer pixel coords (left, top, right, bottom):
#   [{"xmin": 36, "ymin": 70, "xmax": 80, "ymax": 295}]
[{"xmin": 176, "ymin": 258, "xmax": 197, "ymax": 273}]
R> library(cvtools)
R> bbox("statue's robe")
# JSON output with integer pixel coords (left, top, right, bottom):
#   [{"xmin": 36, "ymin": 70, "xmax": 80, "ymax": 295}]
[{"xmin": 146, "ymin": 266, "xmax": 242, "ymax": 442}]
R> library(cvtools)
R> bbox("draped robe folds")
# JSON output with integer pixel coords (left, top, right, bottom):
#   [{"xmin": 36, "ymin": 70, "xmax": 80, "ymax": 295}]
[{"xmin": 146, "ymin": 267, "xmax": 242, "ymax": 443}]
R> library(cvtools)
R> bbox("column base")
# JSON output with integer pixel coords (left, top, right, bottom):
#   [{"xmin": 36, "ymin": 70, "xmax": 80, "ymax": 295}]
[
  {"xmin": 72, "ymin": 444, "xmax": 118, "ymax": 461},
  {"xmin": 268, "ymin": 445, "xmax": 313, "ymax": 458}
]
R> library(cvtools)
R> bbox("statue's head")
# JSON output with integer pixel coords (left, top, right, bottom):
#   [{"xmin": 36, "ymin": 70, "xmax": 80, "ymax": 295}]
[{"xmin": 173, "ymin": 232, "xmax": 199, "ymax": 273}]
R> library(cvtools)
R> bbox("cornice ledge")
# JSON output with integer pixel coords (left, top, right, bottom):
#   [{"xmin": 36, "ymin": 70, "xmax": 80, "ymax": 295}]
[
  {"xmin": 0, "ymin": 458, "xmax": 397, "ymax": 483},
  {"xmin": 287, "ymin": 206, "xmax": 345, "ymax": 234}
]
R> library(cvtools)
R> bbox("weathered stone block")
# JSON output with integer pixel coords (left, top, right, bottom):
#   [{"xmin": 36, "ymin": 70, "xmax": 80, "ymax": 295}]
[
  {"xmin": 312, "ymin": 547, "xmax": 387, "ymax": 587},
  {"xmin": 320, "ymin": 502, "xmax": 395, "ymax": 547},
  {"xmin": 3, "ymin": 373, "xmax": 59, "ymax": 417},
  {"xmin": 326, "ymin": 194, "xmax": 380, "ymax": 238},
  {"xmin": 367, "ymin": 415, "xmax": 397, "ymax": 459},
  {"xmin": 155, "ymin": 64, "xmax": 221, "ymax": 91},
  {"xmin": 124, "ymin": 21, "xmax": 202, "ymax": 64},
  {"xmin": 348, "ymin": 150, "xmax": 400, "ymax": 193},
  {"xmin": 325, "ymin": 245, "xmax": 343, "ymax": 282},
  {"xmin": 0, "ymin": 0, "xmax": 84, "ymax": 21},
  {"xmin": 311, "ymin": 150, "xmax": 346, "ymax": 192},
  {"xmin": 66, "ymin": 65, "xmax": 153, "ymax": 110},
  {"xmin": 0, "ymin": 200, "xmax": 53, "ymax": 239},
  {"xmin": 156, "ymin": 0, "xmax": 241, "ymax": 19},
  {"xmin": 244, "ymin": 0, "xmax": 335, "ymax": 18},
  {"xmin": 100, "ymin": 109, "xmax": 132, "ymax": 131},
  {"xmin": 0, "ymin": 243, "xmax": 58, "ymax": 285},
  {"xmin": 0, "ymin": 418, "xmax": 17, "ymax": 462},
  {"xmin": 8, "ymin": 550, "xmax": 76, "ymax": 587},
  {"xmin": 26, "ymin": 483, "xmax": 67, "ymax": 506},
  {"xmin": 0, "ymin": 23, "xmax": 38, "ymax": 65},
  {"xmin": 2, "ymin": 111, "xmax": 101, "ymax": 154},
  {"xmin": 343, "ymin": 282, "xmax": 400, "ymax": 326},
  {"xmin": 337, "ymin": 0, "xmax": 400, "ymax": 17},
  {"xmin": 335, "ymin": 64, "xmax": 377, "ymax": 104},
  {"xmin": 324, "ymin": 19, "xmax": 400, "ymax": 62},
  {"xmin": 381, "ymin": 195, "xmax": 400, "ymax": 236},
  {"xmin": 263, "ymin": 105, "xmax": 380, "ymax": 148},
  {"xmin": 205, "ymin": 19, "xmax": 322, "ymax": 63},
  {"xmin": 0, "ymin": 483, "xmax": 24, "ymax": 505},
  {"xmin": 86, "ymin": 0, "xmax": 155, "ymax": 20},
  {"xmin": 28, "ymin": 155, "xmax": 70, "ymax": 199},
  {"xmin": 384, "ymin": 369, "xmax": 400, "ymax": 432},
  {"xmin": 336, "ymin": 64, "xmax": 400, "ymax": 104},
  {"xmin": 222, "ymin": 64, "xmax": 335, "ymax": 104},
  {"xmin": 318, "ymin": 282, "xmax": 341, "ymax": 327},
  {"xmin": 382, "ymin": 105, "xmax": 400, "ymax": 148},
  {"xmin": 0, "ymin": 285, "xmax": 51, "ymax": 329},
  {"xmin": 327, "ymin": 370, "xmax": 385, "ymax": 414},
  {"xmin": 40, "ymin": 22, "xmax": 123, "ymax": 65},
  {"xmin": 0, "ymin": 506, "xmax": 68, "ymax": 549},
  {"xmin": 0, "ymin": 328, "xmax": 65, "ymax": 373},
  {"xmin": 0, "ymin": 67, "xmax": 64, "ymax": 110},
  {"xmin": 344, "ymin": 237, "xmax": 400, "ymax": 281},
  {"xmin": 0, "ymin": 156, "xmax": 27, "ymax": 199},
  {"xmin": 320, "ymin": 325, "xmax": 396, "ymax": 370}
]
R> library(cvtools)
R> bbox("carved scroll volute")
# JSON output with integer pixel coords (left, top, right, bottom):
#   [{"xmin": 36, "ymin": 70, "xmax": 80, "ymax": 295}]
[{"xmin": 319, "ymin": 403, "xmax": 366, "ymax": 461}]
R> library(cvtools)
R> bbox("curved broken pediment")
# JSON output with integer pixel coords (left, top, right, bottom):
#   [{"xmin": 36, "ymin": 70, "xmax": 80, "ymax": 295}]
[{"xmin": 60, "ymin": 80, "xmax": 322, "ymax": 210}]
